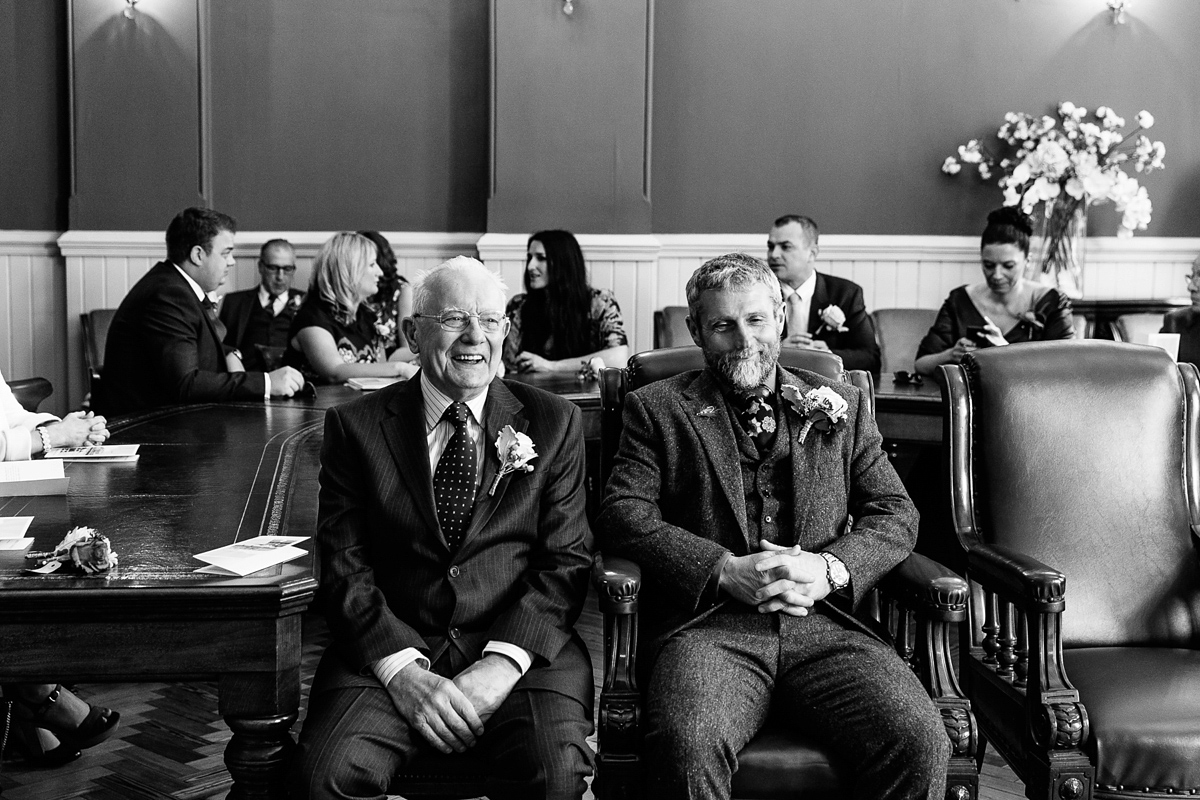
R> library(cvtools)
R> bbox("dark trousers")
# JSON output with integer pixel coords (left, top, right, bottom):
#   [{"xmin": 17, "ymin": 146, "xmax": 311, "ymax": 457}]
[
  {"xmin": 645, "ymin": 608, "xmax": 948, "ymax": 800},
  {"xmin": 292, "ymin": 676, "xmax": 593, "ymax": 800}
]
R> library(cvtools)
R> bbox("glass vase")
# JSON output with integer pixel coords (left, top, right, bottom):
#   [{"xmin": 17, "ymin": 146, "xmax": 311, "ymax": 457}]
[{"xmin": 1035, "ymin": 196, "xmax": 1087, "ymax": 298}]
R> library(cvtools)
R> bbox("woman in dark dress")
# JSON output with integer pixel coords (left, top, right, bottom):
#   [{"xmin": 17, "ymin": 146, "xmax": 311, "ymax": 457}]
[
  {"xmin": 283, "ymin": 232, "xmax": 419, "ymax": 385},
  {"xmin": 914, "ymin": 207, "xmax": 1075, "ymax": 376},
  {"xmin": 504, "ymin": 229, "xmax": 629, "ymax": 373},
  {"xmin": 1160, "ymin": 255, "xmax": 1200, "ymax": 365}
]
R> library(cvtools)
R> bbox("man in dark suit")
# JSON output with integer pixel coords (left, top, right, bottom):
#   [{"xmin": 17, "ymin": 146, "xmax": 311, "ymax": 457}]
[
  {"xmin": 767, "ymin": 214, "xmax": 881, "ymax": 372},
  {"xmin": 96, "ymin": 207, "xmax": 305, "ymax": 416},
  {"xmin": 292, "ymin": 256, "xmax": 593, "ymax": 800},
  {"xmin": 217, "ymin": 238, "xmax": 303, "ymax": 372},
  {"xmin": 597, "ymin": 252, "xmax": 946, "ymax": 799}
]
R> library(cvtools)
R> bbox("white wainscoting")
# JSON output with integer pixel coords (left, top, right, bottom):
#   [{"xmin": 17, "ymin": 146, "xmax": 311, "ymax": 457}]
[{"xmin": 4, "ymin": 228, "xmax": 1195, "ymax": 412}]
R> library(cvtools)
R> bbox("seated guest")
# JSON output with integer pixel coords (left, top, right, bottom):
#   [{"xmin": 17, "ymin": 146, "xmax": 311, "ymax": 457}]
[
  {"xmin": 358, "ymin": 230, "xmax": 416, "ymax": 363},
  {"xmin": 1, "ymin": 369, "xmax": 107, "ymax": 460},
  {"xmin": 97, "ymin": 207, "xmax": 305, "ymax": 416},
  {"xmin": 1, "ymin": 373, "xmax": 117, "ymax": 764},
  {"xmin": 914, "ymin": 207, "xmax": 1074, "ymax": 377},
  {"xmin": 292, "ymin": 256, "xmax": 593, "ymax": 800},
  {"xmin": 283, "ymin": 232, "xmax": 419, "ymax": 385},
  {"xmin": 767, "ymin": 214, "xmax": 881, "ymax": 372},
  {"xmin": 1160, "ymin": 254, "xmax": 1200, "ymax": 365},
  {"xmin": 597, "ymin": 252, "xmax": 947, "ymax": 799},
  {"xmin": 217, "ymin": 238, "xmax": 303, "ymax": 371},
  {"xmin": 504, "ymin": 230, "xmax": 629, "ymax": 373}
]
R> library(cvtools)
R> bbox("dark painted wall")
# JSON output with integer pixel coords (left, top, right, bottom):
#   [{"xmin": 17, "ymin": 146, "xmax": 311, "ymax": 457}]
[
  {"xmin": 651, "ymin": 0, "xmax": 1200, "ymax": 237},
  {"xmin": 211, "ymin": 0, "xmax": 488, "ymax": 231},
  {"xmin": 0, "ymin": 1, "xmax": 67, "ymax": 230}
]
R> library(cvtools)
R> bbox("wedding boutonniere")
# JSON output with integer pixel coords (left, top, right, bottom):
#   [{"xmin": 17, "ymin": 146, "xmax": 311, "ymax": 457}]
[
  {"xmin": 1019, "ymin": 310, "xmax": 1045, "ymax": 331},
  {"xmin": 818, "ymin": 305, "xmax": 849, "ymax": 334},
  {"xmin": 781, "ymin": 384, "xmax": 849, "ymax": 443},
  {"xmin": 488, "ymin": 425, "xmax": 538, "ymax": 496},
  {"xmin": 288, "ymin": 294, "xmax": 303, "ymax": 312}
]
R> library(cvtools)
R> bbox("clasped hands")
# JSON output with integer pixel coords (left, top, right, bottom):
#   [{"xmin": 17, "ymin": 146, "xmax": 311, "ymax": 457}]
[
  {"xmin": 782, "ymin": 331, "xmax": 831, "ymax": 352},
  {"xmin": 385, "ymin": 653, "xmax": 522, "ymax": 755},
  {"xmin": 719, "ymin": 539, "xmax": 831, "ymax": 615}
]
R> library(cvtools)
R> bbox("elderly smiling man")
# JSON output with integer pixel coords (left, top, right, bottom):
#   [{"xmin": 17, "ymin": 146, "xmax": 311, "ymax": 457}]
[
  {"xmin": 292, "ymin": 256, "xmax": 594, "ymax": 800},
  {"xmin": 598, "ymin": 252, "xmax": 947, "ymax": 799}
]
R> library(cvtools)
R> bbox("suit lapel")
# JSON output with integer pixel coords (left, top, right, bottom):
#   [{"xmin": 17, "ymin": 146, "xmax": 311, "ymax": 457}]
[
  {"xmin": 381, "ymin": 381, "xmax": 442, "ymax": 539},
  {"xmin": 460, "ymin": 379, "xmax": 525, "ymax": 552},
  {"xmin": 807, "ymin": 272, "xmax": 829, "ymax": 334},
  {"xmin": 681, "ymin": 371, "xmax": 752, "ymax": 548}
]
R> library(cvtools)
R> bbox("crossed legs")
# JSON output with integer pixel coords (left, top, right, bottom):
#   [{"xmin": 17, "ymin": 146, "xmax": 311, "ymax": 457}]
[{"xmin": 644, "ymin": 609, "xmax": 948, "ymax": 800}]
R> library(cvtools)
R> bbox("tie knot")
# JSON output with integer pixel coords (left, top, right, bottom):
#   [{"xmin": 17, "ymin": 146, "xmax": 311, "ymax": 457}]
[
  {"xmin": 445, "ymin": 402, "xmax": 471, "ymax": 427},
  {"xmin": 736, "ymin": 385, "xmax": 772, "ymax": 409}
]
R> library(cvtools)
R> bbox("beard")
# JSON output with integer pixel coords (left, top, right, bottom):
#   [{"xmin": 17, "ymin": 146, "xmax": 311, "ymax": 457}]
[{"xmin": 704, "ymin": 338, "xmax": 780, "ymax": 391}]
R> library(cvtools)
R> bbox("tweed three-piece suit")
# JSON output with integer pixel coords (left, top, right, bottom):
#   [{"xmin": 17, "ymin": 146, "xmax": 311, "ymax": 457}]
[{"xmin": 597, "ymin": 365, "xmax": 948, "ymax": 799}]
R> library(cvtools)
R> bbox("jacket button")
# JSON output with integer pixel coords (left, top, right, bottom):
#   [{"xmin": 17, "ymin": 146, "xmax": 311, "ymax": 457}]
[
  {"xmin": 449, "ymin": 566, "xmax": 460, "ymax": 578},
  {"xmin": 449, "ymin": 627, "xmax": 460, "ymax": 639},
  {"xmin": 764, "ymin": 515, "xmax": 772, "ymax": 524}
]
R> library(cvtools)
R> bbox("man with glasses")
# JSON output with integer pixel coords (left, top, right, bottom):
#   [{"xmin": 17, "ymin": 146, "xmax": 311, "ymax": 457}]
[
  {"xmin": 218, "ymin": 239, "xmax": 303, "ymax": 371},
  {"xmin": 293, "ymin": 256, "xmax": 594, "ymax": 800}
]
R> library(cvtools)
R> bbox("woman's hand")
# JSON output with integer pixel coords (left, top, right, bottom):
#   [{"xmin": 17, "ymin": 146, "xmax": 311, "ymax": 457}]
[
  {"xmin": 513, "ymin": 351, "xmax": 553, "ymax": 373},
  {"xmin": 48, "ymin": 411, "xmax": 109, "ymax": 448},
  {"xmin": 950, "ymin": 337, "xmax": 978, "ymax": 363},
  {"xmin": 980, "ymin": 317, "xmax": 1009, "ymax": 347},
  {"xmin": 392, "ymin": 361, "xmax": 419, "ymax": 380}
]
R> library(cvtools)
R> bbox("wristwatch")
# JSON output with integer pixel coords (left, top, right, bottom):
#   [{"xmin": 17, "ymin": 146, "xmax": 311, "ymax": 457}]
[{"xmin": 820, "ymin": 551, "xmax": 850, "ymax": 592}]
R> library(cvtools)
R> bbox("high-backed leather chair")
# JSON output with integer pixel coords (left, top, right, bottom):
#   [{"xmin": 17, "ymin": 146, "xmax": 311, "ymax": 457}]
[
  {"xmin": 593, "ymin": 346, "xmax": 977, "ymax": 800},
  {"xmin": 942, "ymin": 340, "xmax": 1200, "ymax": 800},
  {"xmin": 872, "ymin": 308, "xmax": 937, "ymax": 375},
  {"xmin": 81, "ymin": 309, "xmax": 118, "ymax": 401},
  {"xmin": 7, "ymin": 377, "xmax": 53, "ymax": 413},
  {"xmin": 652, "ymin": 306, "xmax": 691, "ymax": 349},
  {"xmin": 1111, "ymin": 312, "xmax": 1164, "ymax": 345}
]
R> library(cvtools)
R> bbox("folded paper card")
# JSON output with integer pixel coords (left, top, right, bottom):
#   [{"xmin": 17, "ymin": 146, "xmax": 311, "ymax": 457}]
[
  {"xmin": 0, "ymin": 459, "xmax": 68, "ymax": 496},
  {"xmin": 44, "ymin": 445, "xmax": 140, "ymax": 463},
  {"xmin": 193, "ymin": 535, "xmax": 309, "ymax": 576},
  {"xmin": 0, "ymin": 517, "xmax": 34, "ymax": 538},
  {"xmin": 346, "ymin": 377, "xmax": 402, "ymax": 391}
]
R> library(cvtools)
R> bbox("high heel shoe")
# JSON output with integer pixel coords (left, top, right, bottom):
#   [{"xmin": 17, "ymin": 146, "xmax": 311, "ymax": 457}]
[
  {"xmin": 9, "ymin": 684, "xmax": 120, "ymax": 751},
  {"xmin": 1, "ymin": 702, "xmax": 82, "ymax": 768}
]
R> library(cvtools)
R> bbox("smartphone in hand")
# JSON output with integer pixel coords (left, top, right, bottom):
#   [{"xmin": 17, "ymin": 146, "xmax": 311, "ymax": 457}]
[{"xmin": 966, "ymin": 326, "xmax": 994, "ymax": 347}]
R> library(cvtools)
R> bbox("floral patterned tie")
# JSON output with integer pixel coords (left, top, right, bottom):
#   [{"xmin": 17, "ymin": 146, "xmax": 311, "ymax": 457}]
[
  {"xmin": 433, "ymin": 402, "xmax": 476, "ymax": 552},
  {"xmin": 734, "ymin": 386, "xmax": 777, "ymax": 452}
]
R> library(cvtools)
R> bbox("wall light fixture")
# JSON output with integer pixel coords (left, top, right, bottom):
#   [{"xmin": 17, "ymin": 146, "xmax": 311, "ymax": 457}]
[
  {"xmin": 124, "ymin": 0, "xmax": 140, "ymax": 19},
  {"xmin": 562, "ymin": 0, "xmax": 575, "ymax": 16},
  {"xmin": 1107, "ymin": 0, "xmax": 1129, "ymax": 24}
]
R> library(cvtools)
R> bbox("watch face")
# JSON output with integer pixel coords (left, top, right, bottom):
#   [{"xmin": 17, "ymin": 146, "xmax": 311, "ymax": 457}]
[{"xmin": 824, "ymin": 553, "xmax": 849, "ymax": 588}]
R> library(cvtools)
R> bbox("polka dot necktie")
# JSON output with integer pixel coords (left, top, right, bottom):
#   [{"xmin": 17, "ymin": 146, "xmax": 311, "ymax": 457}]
[{"xmin": 433, "ymin": 402, "xmax": 476, "ymax": 552}]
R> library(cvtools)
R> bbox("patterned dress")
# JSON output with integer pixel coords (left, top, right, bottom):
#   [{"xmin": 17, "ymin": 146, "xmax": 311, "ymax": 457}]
[
  {"xmin": 284, "ymin": 294, "xmax": 386, "ymax": 385},
  {"xmin": 503, "ymin": 287, "xmax": 628, "ymax": 367}
]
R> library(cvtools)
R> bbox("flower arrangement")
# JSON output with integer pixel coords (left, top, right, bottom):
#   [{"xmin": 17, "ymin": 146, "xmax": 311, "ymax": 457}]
[
  {"xmin": 781, "ymin": 385, "xmax": 849, "ymax": 443},
  {"xmin": 943, "ymin": 102, "xmax": 1164, "ymax": 237},
  {"xmin": 25, "ymin": 527, "xmax": 118, "ymax": 574},
  {"xmin": 489, "ymin": 425, "xmax": 537, "ymax": 496}
]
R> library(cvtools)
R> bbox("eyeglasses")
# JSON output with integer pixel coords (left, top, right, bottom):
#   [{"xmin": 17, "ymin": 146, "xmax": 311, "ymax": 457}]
[
  {"xmin": 260, "ymin": 263, "xmax": 296, "ymax": 274},
  {"xmin": 411, "ymin": 311, "xmax": 509, "ymax": 334},
  {"xmin": 892, "ymin": 370, "xmax": 923, "ymax": 386}
]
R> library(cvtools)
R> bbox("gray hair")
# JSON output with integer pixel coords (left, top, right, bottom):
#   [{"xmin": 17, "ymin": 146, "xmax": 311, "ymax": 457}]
[
  {"xmin": 685, "ymin": 252, "xmax": 782, "ymax": 322},
  {"xmin": 412, "ymin": 256, "xmax": 508, "ymax": 313}
]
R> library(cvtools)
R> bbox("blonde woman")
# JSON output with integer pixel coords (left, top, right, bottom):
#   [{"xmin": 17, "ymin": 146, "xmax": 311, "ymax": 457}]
[{"xmin": 283, "ymin": 232, "xmax": 420, "ymax": 384}]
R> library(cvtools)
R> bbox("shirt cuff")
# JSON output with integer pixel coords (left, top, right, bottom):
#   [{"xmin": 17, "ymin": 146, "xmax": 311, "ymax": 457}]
[
  {"xmin": 262, "ymin": 373, "xmax": 270, "ymax": 401},
  {"xmin": 482, "ymin": 641, "xmax": 533, "ymax": 675},
  {"xmin": 702, "ymin": 552, "xmax": 731, "ymax": 610},
  {"xmin": 371, "ymin": 647, "xmax": 430, "ymax": 688}
]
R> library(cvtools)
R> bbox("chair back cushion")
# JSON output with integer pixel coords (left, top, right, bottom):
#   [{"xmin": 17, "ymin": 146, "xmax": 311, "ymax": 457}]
[
  {"xmin": 955, "ymin": 340, "xmax": 1200, "ymax": 647},
  {"xmin": 83, "ymin": 308, "xmax": 118, "ymax": 374},
  {"xmin": 1112, "ymin": 312, "xmax": 1166, "ymax": 345},
  {"xmin": 872, "ymin": 308, "xmax": 937, "ymax": 375},
  {"xmin": 653, "ymin": 306, "xmax": 692, "ymax": 349}
]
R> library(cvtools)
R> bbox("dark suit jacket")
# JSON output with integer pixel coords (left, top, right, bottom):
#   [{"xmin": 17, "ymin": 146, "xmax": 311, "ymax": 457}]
[
  {"xmin": 597, "ymin": 366, "xmax": 917, "ymax": 667},
  {"xmin": 785, "ymin": 272, "xmax": 881, "ymax": 373},
  {"xmin": 218, "ymin": 286, "xmax": 304, "ymax": 353},
  {"xmin": 1162, "ymin": 307, "xmax": 1200, "ymax": 366},
  {"xmin": 96, "ymin": 262, "xmax": 267, "ymax": 417},
  {"xmin": 314, "ymin": 375, "xmax": 593, "ymax": 699}
]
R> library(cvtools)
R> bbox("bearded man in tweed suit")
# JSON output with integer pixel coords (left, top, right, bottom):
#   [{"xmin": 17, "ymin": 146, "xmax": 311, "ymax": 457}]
[{"xmin": 597, "ymin": 253, "xmax": 948, "ymax": 799}]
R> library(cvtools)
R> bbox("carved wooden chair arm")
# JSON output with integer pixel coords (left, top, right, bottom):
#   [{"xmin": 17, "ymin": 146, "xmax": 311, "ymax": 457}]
[
  {"xmin": 591, "ymin": 552, "xmax": 641, "ymax": 616},
  {"xmin": 967, "ymin": 542, "xmax": 1066, "ymax": 613},
  {"xmin": 876, "ymin": 552, "xmax": 968, "ymax": 622}
]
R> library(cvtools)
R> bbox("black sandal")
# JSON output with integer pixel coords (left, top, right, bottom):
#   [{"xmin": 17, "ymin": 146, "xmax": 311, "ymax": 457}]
[{"xmin": 10, "ymin": 684, "xmax": 120, "ymax": 751}]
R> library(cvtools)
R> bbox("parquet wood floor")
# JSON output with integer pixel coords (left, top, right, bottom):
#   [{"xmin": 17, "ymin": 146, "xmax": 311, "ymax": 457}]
[{"xmin": 1, "ymin": 586, "xmax": 1025, "ymax": 800}]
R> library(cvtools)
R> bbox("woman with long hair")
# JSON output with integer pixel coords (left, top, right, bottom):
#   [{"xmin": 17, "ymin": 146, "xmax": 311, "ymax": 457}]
[
  {"xmin": 504, "ymin": 230, "xmax": 628, "ymax": 373},
  {"xmin": 283, "ymin": 232, "xmax": 419, "ymax": 384}
]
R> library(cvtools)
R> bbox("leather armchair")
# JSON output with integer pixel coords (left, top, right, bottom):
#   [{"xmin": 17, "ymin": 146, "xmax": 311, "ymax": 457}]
[
  {"xmin": 942, "ymin": 340, "xmax": 1200, "ymax": 800},
  {"xmin": 593, "ymin": 346, "xmax": 978, "ymax": 800}
]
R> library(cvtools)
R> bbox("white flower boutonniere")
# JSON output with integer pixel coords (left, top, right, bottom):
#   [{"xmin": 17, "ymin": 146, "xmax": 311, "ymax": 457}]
[
  {"xmin": 781, "ymin": 384, "xmax": 849, "ymax": 443},
  {"xmin": 288, "ymin": 294, "xmax": 303, "ymax": 312},
  {"xmin": 818, "ymin": 304, "xmax": 849, "ymax": 334},
  {"xmin": 488, "ymin": 425, "xmax": 538, "ymax": 496}
]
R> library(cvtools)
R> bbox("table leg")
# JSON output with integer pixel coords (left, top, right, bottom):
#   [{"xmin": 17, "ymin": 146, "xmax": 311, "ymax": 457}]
[{"xmin": 224, "ymin": 712, "xmax": 298, "ymax": 799}]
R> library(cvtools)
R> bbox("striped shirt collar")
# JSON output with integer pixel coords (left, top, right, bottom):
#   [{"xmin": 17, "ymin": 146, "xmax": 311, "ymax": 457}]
[{"xmin": 420, "ymin": 371, "xmax": 489, "ymax": 432}]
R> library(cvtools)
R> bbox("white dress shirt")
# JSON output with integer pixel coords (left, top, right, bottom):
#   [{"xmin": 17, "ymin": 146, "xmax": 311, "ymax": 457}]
[
  {"xmin": 257, "ymin": 285, "xmax": 288, "ymax": 316},
  {"xmin": 370, "ymin": 372, "xmax": 533, "ymax": 688}
]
